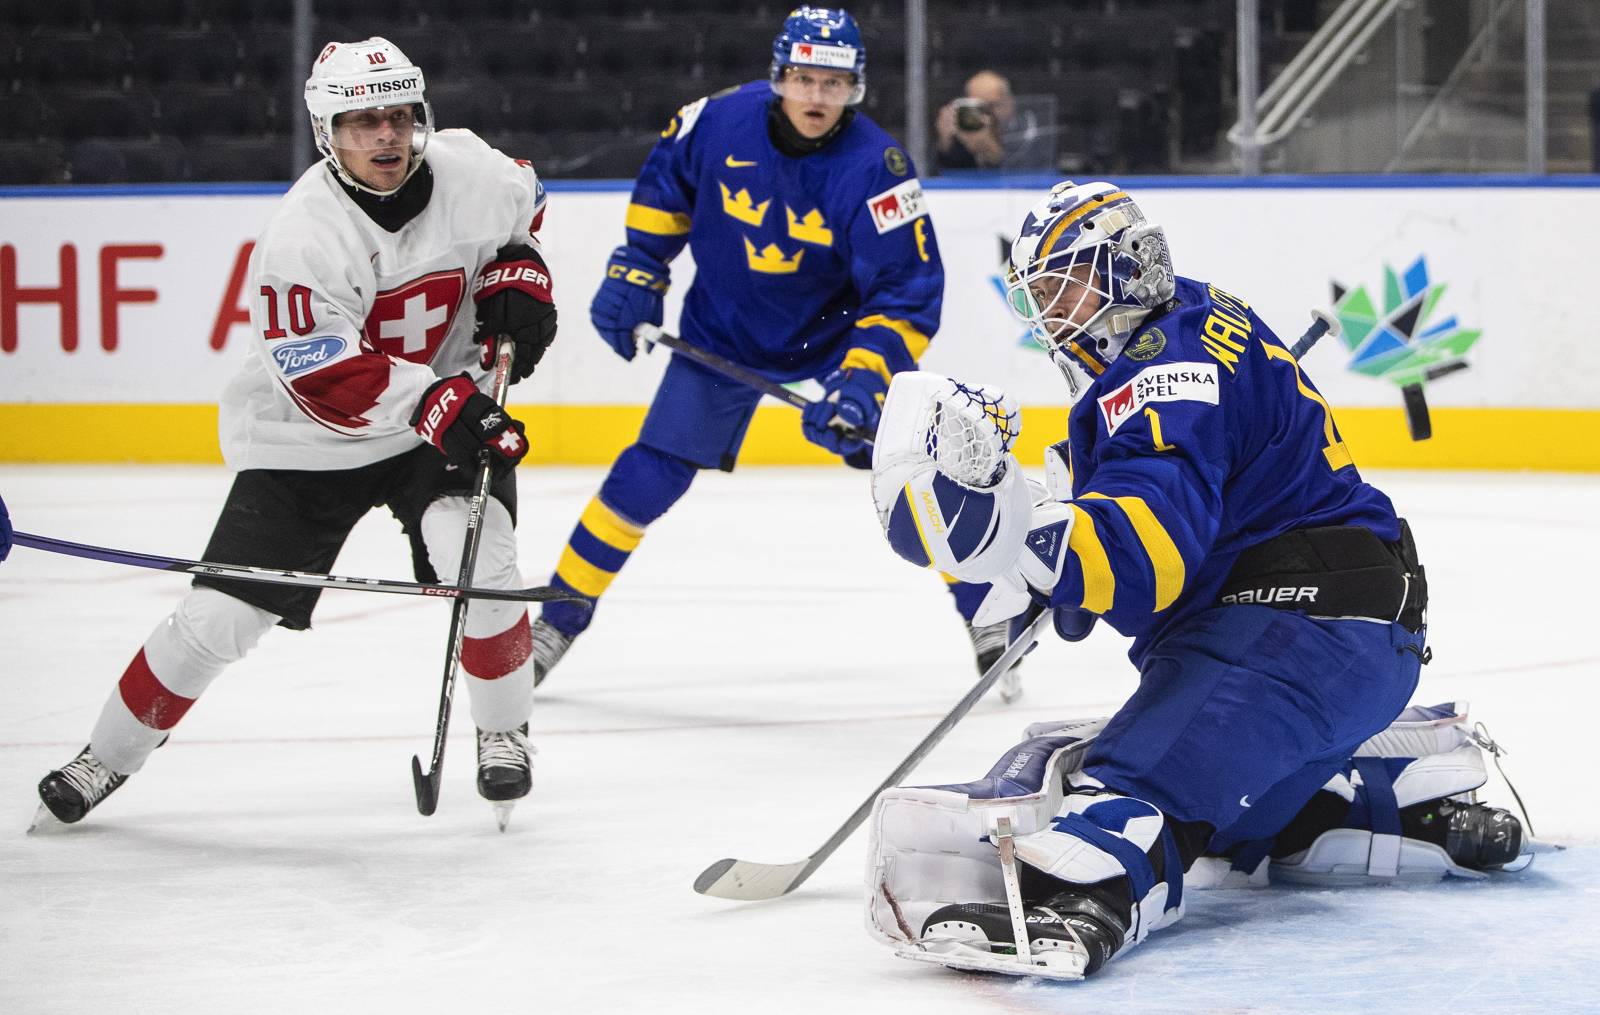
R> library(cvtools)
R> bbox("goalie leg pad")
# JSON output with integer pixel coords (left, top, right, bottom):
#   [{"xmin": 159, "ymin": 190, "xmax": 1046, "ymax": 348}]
[
  {"xmin": 867, "ymin": 718, "xmax": 1107, "ymax": 952},
  {"xmin": 1271, "ymin": 701, "xmax": 1536, "ymax": 884}
]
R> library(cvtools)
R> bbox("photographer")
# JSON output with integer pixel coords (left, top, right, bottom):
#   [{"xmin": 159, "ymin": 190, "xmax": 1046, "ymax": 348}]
[{"xmin": 935, "ymin": 69, "xmax": 1015, "ymax": 170}]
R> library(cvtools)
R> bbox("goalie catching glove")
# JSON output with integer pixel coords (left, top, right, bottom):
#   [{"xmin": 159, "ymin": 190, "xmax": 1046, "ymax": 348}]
[
  {"xmin": 411, "ymin": 374, "xmax": 529, "ymax": 472},
  {"xmin": 472, "ymin": 243, "xmax": 556, "ymax": 383},
  {"xmin": 870, "ymin": 372, "xmax": 1074, "ymax": 626}
]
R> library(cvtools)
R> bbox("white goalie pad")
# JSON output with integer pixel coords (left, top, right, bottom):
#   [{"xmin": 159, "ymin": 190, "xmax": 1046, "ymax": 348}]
[
  {"xmin": 865, "ymin": 718, "xmax": 1107, "ymax": 958},
  {"xmin": 1272, "ymin": 701, "xmax": 1524, "ymax": 886},
  {"xmin": 871, "ymin": 372, "xmax": 1032, "ymax": 582}
]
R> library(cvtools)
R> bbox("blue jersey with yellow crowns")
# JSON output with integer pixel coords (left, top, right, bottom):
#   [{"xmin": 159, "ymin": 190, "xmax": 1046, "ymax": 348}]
[
  {"xmin": 1048, "ymin": 276, "xmax": 1401, "ymax": 663},
  {"xmin": 622, "ymin": 81, "xmax": 943, "ymax": 384}
]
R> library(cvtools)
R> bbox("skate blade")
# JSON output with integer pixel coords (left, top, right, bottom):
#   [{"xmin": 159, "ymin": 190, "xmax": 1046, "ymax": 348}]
[
  {"xmin": 1522, "ymin": 835, "xmax": 1564, "ymax": 855},
  {"xmin": 492, "ymin": 801, "xmax": 516, "ymax": 832},
  {"xmin": 26, "ymin": 802, "xmax": 67, "ymax": 835},
  {"xmin": 893, "ymin": 941, "xmax": 1085, "ymax": 981}
]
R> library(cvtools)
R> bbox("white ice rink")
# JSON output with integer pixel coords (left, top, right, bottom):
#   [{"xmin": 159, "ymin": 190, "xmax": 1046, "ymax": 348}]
[{"xmin": 1, "ymin": 464, "xmax": 1596, "ymax": 1014}]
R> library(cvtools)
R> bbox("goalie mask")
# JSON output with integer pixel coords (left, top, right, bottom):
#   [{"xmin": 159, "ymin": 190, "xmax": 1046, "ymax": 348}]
[
  {"xmin": 304, "ymin": 37, "xmax": 433, "ymax": 197},
  {"xmin": 1005, "ymin": 181, "xmax": 1175, "ymax": 401},
  {"xmin": 770, "ymin": 6, "xmax": 867, "ymax": 106}
]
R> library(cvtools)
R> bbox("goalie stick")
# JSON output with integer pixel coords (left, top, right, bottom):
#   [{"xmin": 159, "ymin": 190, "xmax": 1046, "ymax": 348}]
[
  {"xmin": 411, "ymin": 337, "xmax": 516, "ymax": 818},
  {"xmin": 9, "ymin": 531, "xmax": 579, "ymax": 605},
  {"xmin": 632, "ymin": 324, "xmax": 873, "ymax": 446},
  {"xmin": 693, "ymin": 607, "xmax": 1053, "ymax": 901}
]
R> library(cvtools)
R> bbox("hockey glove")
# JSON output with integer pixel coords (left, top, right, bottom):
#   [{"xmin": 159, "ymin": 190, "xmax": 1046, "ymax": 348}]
[
  {"xmin": 801, "ymin": 366, "xmax": 888, "ymax": 467},
  {"xmin": 590, "ymin": 246, "xmax": 668, "ymax": 361},
  {"xmin": 472, "ymin": 243, "xmax": 556, "ymax": 383},
  {"xmin": 411, "ymin": 374, "xmax": 529, "ymax": 472}
]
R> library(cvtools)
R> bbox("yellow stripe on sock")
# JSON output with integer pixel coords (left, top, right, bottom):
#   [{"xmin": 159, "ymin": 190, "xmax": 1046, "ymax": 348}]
[
  {"xmin": 556, "ymin": 546, "xmax": 619, "ymax": 599},
  {"xmin": 579, "ymin": 497, "xmax": 645, "ymax": 552}
]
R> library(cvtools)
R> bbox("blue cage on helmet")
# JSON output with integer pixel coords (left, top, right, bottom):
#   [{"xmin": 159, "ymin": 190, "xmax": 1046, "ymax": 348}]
[{"xmin": 769, "ymin": 6, "xmax": 867, "ymax": 105}]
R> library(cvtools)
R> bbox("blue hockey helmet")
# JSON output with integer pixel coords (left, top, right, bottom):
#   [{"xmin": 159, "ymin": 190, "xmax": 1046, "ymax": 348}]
[
  {"xmin": 770, "ymin": 7, "xmax": 867, "ymax": 106},
  {"xmin": 1005, "ymin": 181, "xmax": 1176, "ymax": 400}
]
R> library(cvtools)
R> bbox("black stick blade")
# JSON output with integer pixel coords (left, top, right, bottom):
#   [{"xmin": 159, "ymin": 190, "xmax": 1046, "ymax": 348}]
[{"xmin": 411, "ymin": 755, "xmax": 440, "ymax": 816}]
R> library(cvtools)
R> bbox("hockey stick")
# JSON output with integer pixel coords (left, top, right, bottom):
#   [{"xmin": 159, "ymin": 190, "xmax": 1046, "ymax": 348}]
[
  {"xmin": 9, "ymin": 531, "xmax": 580, "ymax": 604},
  {"xmin": 411, "ymin": 338, "xmax": 516, "ymax": 816},
  {"xmin": 1289, "ymin": 308, "xmax": 1339, "ymax": 359},
  {"xmin": 632, "ymin": 324, "xmax": 873, "ymax": 446},
  {"xmin": 693, "ymin": 606, "xmax": 1054, "ymax": 901}
]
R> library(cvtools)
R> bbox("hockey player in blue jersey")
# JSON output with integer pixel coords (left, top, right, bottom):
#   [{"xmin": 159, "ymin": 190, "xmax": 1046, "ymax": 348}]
[
  {"xmin": 862, "ymin": 181, "xmax": 1537, "ymax": 980},
  {"xmin": 528, "ymin": 7, "xmax": 1014, "ymax": 689}
]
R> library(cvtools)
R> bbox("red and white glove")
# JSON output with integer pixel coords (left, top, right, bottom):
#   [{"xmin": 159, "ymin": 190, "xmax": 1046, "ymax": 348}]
[
  {"xmin": 472, "ymin": 243, "xmax": 556, "ymax": 383},
  {"xmin": 411, "ymin": 374, "xmax": 529, "ymax": 471}
]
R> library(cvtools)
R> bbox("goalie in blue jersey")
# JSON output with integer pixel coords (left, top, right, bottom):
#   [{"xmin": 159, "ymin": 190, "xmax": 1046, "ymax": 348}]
[
  {"xmin": 862, "ymin": 181, "xmax": 1543, "ymax": 980},
  {"xmin": 528, "ymin": 7, "xmax": 1016, "ymax": 690}
]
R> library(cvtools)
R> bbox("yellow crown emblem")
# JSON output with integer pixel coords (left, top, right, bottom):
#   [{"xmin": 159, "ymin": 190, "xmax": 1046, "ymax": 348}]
[
  {"xmin": 743, "ymin": 237, "xmax": 804, "ymax": 274},
  {"xmin": 785, "ymin": 206, "xmax": 833, "ymax": 246},
  {"xmin": 720, "ymin": 182, "xmax": 770, "ymax": 227}
]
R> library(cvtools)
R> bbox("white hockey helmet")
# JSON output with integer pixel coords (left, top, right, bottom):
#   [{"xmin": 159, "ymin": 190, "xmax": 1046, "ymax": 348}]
[
  {"xmin": 1005, "ymin": 181, "xmax": 1176, "ymax": 400},
  {"xmin": 304, "ymin": 37, "xmax": 433, "ymax": 196}
]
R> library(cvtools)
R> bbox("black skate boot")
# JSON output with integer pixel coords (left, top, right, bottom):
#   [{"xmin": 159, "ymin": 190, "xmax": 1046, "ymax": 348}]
[
  {"xmin": 477, "ymin": 723, "xmax": 534, "ymax": 831},
  {"xmin": 920, "ymin": 892, "xmax": 1126, "ymax": 978},
  {"xmin": 529, "ymin": 618, "xmax": 573, "ymax": 689},
  {"xmin": 36, "ymin": 745, "xmax": 128, "ymax": 826},
  {"xmin": 965, "ymin": 618, "xmax": 1022, "ymax": 703},
  {"xmin": 1403, "ymin": 797, "xmax": 1523, "ymax": 870}
]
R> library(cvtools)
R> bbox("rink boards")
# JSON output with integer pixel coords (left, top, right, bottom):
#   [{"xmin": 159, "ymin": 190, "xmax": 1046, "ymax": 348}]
[{"xmin": 2, "ymin": 176, "xmax": 1598, "ymax": 469}]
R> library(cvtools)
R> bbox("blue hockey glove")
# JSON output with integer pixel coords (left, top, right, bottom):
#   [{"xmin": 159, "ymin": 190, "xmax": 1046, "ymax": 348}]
[
  {"xmin": 589, "ymin": 246, "xmax": 668, "ymax": 361},
  {"xmin": 0, "ymin": 491, "xmax": 11, "ymax": 562},
  {"xmin": 802, "ymin": 366, "xmax": 887, "ymax": 466}
]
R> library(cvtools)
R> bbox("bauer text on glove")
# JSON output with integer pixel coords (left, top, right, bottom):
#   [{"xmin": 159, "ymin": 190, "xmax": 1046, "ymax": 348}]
[
  {"xmin": 411, "ymin": 374, "xmax": 529, "ymax": 471},
  {"xmin": 473, "ymin": 243, "xmax": 556, "ymax": 383}
]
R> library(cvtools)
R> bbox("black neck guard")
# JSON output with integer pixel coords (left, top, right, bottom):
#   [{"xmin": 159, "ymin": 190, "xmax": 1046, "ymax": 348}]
[
  {"xmin": 767, "ymin": 99, "xmax": 856, "ymax": 157},
  {"xmin": 332, "ymin": 161, "xmax": 435, "ymax": 233}
]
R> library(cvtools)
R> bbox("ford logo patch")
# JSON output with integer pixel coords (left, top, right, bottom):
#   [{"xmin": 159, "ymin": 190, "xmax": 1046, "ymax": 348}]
[{"xmin": 272, "ymin": 336, "xmax": 346, "ymax": 377}]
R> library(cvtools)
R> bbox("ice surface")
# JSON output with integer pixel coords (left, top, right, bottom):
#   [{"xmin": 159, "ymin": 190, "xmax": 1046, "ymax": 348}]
[{"xmin": 1, "ymin": 465, "xmax": 1595, "ymax": 1014}]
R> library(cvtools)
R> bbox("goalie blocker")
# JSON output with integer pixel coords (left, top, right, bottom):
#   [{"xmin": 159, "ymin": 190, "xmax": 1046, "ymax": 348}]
[{"xmin": 867, "ymin": 702, "xmax": 1549, "ymax": 981}]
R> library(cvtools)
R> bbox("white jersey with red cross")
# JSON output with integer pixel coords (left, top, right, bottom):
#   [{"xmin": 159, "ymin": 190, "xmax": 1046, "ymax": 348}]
[{"xmin": 220, "ymin": 129, "xmax": 547, "ymax": 471}]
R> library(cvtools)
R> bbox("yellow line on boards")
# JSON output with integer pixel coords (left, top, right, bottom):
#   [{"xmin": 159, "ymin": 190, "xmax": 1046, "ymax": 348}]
[{"xmin": 3, "ymin": 404, "xmax": 1599, "ymax": 471}]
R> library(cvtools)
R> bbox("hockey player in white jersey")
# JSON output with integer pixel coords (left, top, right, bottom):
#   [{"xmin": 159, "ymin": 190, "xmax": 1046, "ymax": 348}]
[{"xmin": 35, "ymin": 38, "xmax": 558, "ymax": 829}]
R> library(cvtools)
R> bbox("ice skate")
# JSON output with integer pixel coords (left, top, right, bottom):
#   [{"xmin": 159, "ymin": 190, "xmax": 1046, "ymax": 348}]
[
  {"xmin": 1405, "ymin": 798, "xmax": 1526, "ymax": 870},
  {"xmin": 529, "ymin": 617, "xmax": 573, "ymax": 689},
  {"xmin": 914, "ymin": 892, "xmax": 1124, "ymax": 980},
  {"xmin": 33, "ymin": 745, "xmax": 128, "ymax": 831},
  {"xmin": 477, "ymin": 723, "xmax": 534, "ymax": 831},
  {"xmin": 965, "ymin": 619, "xmax": 1022, "ymax": 703}
]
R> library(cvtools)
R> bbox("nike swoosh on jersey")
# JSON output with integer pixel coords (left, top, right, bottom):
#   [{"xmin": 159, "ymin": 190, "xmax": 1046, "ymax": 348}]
[{"xmin": 725, "ymin": 156, "xmax": 758, "ymax": 168}]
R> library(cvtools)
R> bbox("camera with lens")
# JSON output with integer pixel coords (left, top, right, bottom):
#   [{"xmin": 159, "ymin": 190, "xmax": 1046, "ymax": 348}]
[{"xmin": 953, "ymin": 98, "xmax": 991, "ymax": 132}]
